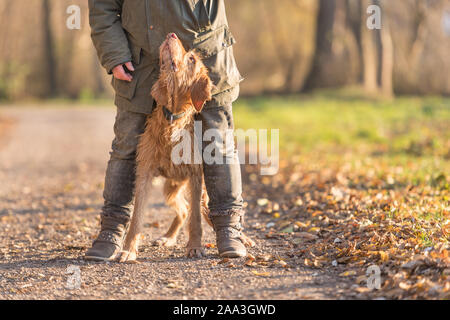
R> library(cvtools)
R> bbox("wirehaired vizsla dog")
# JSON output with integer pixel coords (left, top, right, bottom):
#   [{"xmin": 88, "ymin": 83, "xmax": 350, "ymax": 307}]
[{"xmin": 117, "ymin": 33, "xmax": 254, "ymax": 262}]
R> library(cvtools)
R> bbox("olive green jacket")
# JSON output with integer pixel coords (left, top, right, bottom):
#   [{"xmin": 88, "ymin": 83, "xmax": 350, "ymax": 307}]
[{"xmin": 89, "ymin": 0, "xmax": 242, "ymax": 114}]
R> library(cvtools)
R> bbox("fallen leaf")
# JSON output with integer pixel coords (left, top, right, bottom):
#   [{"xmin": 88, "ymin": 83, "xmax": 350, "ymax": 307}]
[
  {"xmin": 257, "ymin": 198, "xmax": 269, "ymax": 206},
  {"xmin": 356, "ymin": 275, "xmax": 367, "ymax": 284},
  {"xmin": 399, "ymin": 282, "xmax": 412, "ymax": 290},
  {"xmin": 295, "ymin": 221, "xmax": 310, "ymax": 228},
  {"xmin": 401, "ymin": 259, "xmax": 424, "ymax": 270},
  {"xmin": 280, "ymin": 226, "xmax": 294, "ymax": 233},
  {"xmin": 304, "ymin": 258, "xmax": 312, "ymax": 267},
  {"xmin": 218, "ymin": 258, "xmax": 230, "ymax": 264},
  {"xmin": 355, "ymin": 287, "xmax": 371, "ymax": 293},
  {"xmin": 379, "ymin": 251, "xmax": 389, "ymax": 262},
  {"xmin": 296, "ymin": 232, "xmax": 319, "ymax": 240}
]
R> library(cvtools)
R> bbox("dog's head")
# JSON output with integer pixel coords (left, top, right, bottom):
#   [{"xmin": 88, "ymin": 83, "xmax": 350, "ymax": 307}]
[{"xmin": 152, "ymin": 33, "xmax": 212, "ymax": 113}]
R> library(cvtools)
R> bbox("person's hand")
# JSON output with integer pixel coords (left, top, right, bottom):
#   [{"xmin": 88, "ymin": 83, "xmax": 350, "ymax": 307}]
[{"xmin": 112, "ymin": 62, "xmax": 134, "ymax": 82}]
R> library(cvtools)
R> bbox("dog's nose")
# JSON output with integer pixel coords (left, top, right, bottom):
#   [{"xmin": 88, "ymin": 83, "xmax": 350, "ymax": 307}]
[{"xmin": 168, "ymin": 33, "xmax": 177, "ymax": 40}]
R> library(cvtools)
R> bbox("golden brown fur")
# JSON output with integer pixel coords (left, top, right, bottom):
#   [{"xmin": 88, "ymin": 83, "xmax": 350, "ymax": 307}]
[{"xmin": 117, "ymin": 34, "xmax": 253, "ymax": 262}]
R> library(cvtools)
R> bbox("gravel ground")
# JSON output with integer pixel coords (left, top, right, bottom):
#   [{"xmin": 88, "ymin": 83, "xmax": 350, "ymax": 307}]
[{"xmin": 0, "ymin": 107, "xmax": 348, "ymax": 300}]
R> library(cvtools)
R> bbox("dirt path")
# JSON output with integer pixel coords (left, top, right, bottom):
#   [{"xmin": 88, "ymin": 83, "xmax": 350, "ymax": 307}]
[{"xmin": 0, "ymin": 107, "xmax": 347, "ymax": 300}]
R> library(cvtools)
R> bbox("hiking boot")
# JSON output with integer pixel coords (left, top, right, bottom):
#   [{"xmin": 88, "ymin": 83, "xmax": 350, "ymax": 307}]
[
  {"xmin": 210, "ymin": 215, "xmax": 247, "ymax": 258},
  {"xmin": 85, "ymin": 213, "xmax": 129, "ymax": 261}
]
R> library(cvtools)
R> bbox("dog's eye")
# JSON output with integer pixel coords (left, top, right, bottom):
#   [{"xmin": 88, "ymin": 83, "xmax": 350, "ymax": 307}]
[{"xmin": 189, "ymin": 56, "xmax": 196, "ymax": 64}]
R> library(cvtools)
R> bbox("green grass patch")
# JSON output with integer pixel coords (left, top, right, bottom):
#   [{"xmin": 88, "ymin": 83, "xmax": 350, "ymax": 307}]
[
  {"xmin": 233, "ymin": 90, "xmax": 450, "ymax": 186},
  {"xmin": 234, "ymin": 91, "xmax": 449, "ymax": 156}
]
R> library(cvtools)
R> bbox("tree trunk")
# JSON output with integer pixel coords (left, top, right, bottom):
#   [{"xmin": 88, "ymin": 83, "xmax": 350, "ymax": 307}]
[
  {"xmin": 303, "ymin": 0, "xmax": 336, "ymax": 91},
  {"xmin": 380, "ymin": 14, "xmax": 394, "ymax": 97},
  {"xmin": 361, "ymin": 0, "xmax": 379, "ymax": 94},
  {"xmin": 346, "ymin": 0, "xmax": 363, "ymax": 82},
  {"xmin": 360, "ymin": 0, "xmax": 394, "ymax": 96},
  {"xmin": 42, "ymin": 0, "xmax": 57, "ymax": 97}
]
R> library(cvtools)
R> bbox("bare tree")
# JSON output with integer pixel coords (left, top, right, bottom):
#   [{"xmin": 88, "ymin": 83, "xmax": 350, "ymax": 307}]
[
  {"xmin": 0, "ymin": 0, "xmax": 449, "ymax": 99},
  {"xmin": 257, "ymin": 0, "xmax": 317, "ymax": 93},
  {"xmin": 380, "ymin": 10, "xmax": 394, "ymax": 97},
  {"xmin": 361, "ymin": 0, "xmax": 378, "ymax": 93},
  {"xmin": 303, "ymin": 0, "xmax": 336, "ymax": 90},
  {"xmin": 360, "ymin": 0, "xmax": 394, "ymax": 97},
  {"xmin": 42, "ymin": 0, "xmax": 57, "ymax": 97},
  {"xmin": 303, "ymin": 0, "xmax": 361, "ymax": 91}
]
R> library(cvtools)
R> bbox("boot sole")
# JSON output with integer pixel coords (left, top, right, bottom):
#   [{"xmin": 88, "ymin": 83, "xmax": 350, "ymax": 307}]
[
  {"xmin": 220, "ymin": 250, "xmax": 247, "ymax": 258},
  {"xmin": 84, "ymin": 255, "xmax": 116, "ymax": 262}
]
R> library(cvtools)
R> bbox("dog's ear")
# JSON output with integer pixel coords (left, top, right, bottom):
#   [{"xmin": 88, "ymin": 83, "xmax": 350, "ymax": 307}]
[
  {"xmin": 151, "ymin": 78, "xmax": 169, "ymax": 107},
  {"xmin": 191, "ymin": 73, "xmax": 212, "ymax": 112}
]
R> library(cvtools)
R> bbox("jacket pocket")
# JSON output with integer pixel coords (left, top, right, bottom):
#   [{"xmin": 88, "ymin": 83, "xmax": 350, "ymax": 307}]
[
  {"xmin": 192, "ymin": 25, "xmax": 236, "ymax": 58},
  {"xmin": 112, "ymin": 76, "xmax": 138, "ymax": 101}
]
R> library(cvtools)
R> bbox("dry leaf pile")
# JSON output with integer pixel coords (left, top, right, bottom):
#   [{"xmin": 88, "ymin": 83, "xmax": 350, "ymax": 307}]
[{"xmin": 243, "ymin": 158, "xmax": 449, "ymax": 299}]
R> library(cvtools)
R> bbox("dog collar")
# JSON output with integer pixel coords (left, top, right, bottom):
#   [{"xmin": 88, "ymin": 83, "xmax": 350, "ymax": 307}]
[{"xmin": 162, "ymin": 105, "xmax": 185, "ymax": 124}]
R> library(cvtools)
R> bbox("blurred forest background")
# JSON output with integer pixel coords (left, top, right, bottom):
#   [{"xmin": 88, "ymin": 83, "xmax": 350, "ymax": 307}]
[{"xmin": 0, "ymin": 0, "xmax": 449, "ymax": 101}]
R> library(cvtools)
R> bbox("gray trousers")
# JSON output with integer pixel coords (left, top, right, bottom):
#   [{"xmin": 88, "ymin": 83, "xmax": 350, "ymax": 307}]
[{"xmin": 102, "ymin": 101, "xmax": 244, "ymax": 221}]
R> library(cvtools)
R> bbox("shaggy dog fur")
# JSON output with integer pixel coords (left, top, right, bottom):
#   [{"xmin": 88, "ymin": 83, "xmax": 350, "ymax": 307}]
[{"xmin": 117, "ymin": 34, "xmax": 253, "ymax": 262}]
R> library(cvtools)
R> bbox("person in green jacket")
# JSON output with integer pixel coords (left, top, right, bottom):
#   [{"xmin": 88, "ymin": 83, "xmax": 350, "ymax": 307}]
[{"xmin": 85, "ymin": 0, "xmax": 248, "ymax": 261}]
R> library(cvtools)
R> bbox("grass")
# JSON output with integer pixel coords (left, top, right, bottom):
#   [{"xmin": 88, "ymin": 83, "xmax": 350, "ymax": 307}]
[{"xmin": 233, "ymin": 89, "xmax": 450, "ymax": 189}]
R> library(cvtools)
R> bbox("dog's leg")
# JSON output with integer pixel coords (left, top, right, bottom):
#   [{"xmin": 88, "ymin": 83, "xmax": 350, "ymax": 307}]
[
  {"xmin": 117, "ymin": 169, "xmax": 153, "ymax": 263},
  {"xmin": 239, "ymin": 233, "xmax": 256, "ymax": 247},
  {"xmin": 153, "ymin": 179, "xmax": 188, "ymax": 247},
  {"xmin": 201, "ymin": 183, "xmax": 212, "ymax": 227},
  {"xmin": 186, "ymin": 174, "xmax": 205, "ymax": 258}
]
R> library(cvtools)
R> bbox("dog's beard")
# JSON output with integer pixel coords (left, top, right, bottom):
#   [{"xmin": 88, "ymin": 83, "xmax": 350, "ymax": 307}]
[
  {"xmin": 163, "ymin": 72, "xmax": 176, "ymax": 111},
  {"xmin": 164, "ymin": 71, "xmax": 193, "ymax": 113}
]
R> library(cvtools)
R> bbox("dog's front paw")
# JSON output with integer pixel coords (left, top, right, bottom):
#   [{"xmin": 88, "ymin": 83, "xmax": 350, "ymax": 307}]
[
  {"xmin": 240, "ymin": 234, "xmax": 256, "ymax": 248},
  {"xmin": 116, "ymin": 234, "xmax": 141, "ymax": 263},
  {"xmin": 116, "ymin": 250, "xmax": 139, "ymax": 263},
  {"xmin": 153, "ymin": 236, "xmax": 177, "ymax": 247},
  {"xmin": 186, "ymin": 247, "xmax": 206, "ymax": 258}
]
